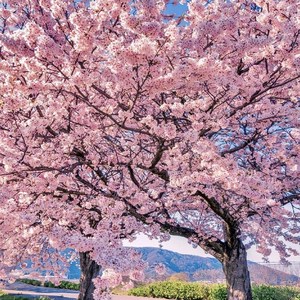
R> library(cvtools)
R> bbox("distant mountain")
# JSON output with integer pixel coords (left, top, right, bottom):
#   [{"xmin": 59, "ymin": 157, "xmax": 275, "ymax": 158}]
[
  {"xmin": 136, "ymin": 247, "xmax": 221, "ymax": 278},
  {"xmin": 248, "ymin": 263, "xmax": 300, "ymax": 285},
  {"xmin": 66, "ymin": 247, "xmax": 300, "ymax": 285},
  {"xmin": 258, "ymin": 262, "xmax": 300, "ymax": 278},
  {"xmin": 66, "ymin": 247, "xmax": 220, "ymax": 280},
  {"xmin": 193, "ymin": 262, "xmax": 300, "ymax": 285},
  {"xmin": 136, "ymin": 247, "xmax": 300, "ymax": 285}
]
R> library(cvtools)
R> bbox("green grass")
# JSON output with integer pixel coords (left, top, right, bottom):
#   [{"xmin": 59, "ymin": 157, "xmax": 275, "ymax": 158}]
[
  {"xmin": 0, "ymin": 293, "xmax": 52, "ymax": 300},
  {"xmin": 0, "ymin": 296, "xmax": 32, "ymax": 300}
]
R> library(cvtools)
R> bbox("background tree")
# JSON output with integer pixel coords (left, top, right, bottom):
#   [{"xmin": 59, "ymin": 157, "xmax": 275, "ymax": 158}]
[{"xmin": 0, "ymin": 1, "xmax": 300, "ymax": 300}]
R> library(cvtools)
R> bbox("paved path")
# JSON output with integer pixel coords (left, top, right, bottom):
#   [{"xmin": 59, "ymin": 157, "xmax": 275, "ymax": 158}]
[
  {"xmin": 1, "ymin": 282, "xmax": 169, "ymax": 300},
  {"xmin": 2, "ymin": 282, "xmax": 77, "ymax": 299}
]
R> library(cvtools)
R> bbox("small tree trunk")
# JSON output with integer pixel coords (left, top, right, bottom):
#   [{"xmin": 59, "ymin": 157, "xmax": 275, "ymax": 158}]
[
  {"xmin": 78, "ymin": 252, "xmax": 101, "ymax": 300},
  {"xmin": 222, "ymin": 239, "xmax": 252, "ymax": 300}
]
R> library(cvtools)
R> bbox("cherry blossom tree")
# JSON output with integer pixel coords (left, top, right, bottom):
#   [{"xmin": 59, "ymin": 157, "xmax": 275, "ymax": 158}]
[{"xmin": 0, "ymin": 0, "xmax": 300, "ymax": 300}]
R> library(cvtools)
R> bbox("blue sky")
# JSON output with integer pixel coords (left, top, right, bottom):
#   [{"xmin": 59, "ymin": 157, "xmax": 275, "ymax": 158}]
[{"xmin": 165, "ymin": 1, "xmax": 188, "ymax": 16}]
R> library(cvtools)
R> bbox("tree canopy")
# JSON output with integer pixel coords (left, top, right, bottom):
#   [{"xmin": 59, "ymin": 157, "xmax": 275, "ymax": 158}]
[{"xmin": 0, "ymin": 1, "xmax": 299, "ymax": 299}]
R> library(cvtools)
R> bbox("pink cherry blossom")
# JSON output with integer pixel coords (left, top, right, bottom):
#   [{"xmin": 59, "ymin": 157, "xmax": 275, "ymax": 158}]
[{"xmin": 0, "ymin": 1, "xmax": 299, "ymax": 300}]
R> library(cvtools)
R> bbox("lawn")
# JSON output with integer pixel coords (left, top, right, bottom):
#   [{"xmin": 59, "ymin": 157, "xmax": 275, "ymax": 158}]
[{"xmin": 0, "ymin": 292, "xmax": 52, "ymax": 300}]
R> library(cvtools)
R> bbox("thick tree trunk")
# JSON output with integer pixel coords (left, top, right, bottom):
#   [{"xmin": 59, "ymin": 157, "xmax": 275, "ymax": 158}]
[
  {"xmin": 222, "ymin": 239, "xmax": 252, "ymax": 300},
  {"xmin": 78, "ymin": 252, "xmax": 101, "ymax": 300}
]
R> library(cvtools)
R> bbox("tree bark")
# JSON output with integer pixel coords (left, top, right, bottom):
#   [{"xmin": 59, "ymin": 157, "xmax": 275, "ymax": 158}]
[
  {"xmin": 78, "ymin": 252, "xmax": 101, "ymax": 300},
  {"xmin": 222, "ymin": 239, "xmax": 252, "ymax": 300}
]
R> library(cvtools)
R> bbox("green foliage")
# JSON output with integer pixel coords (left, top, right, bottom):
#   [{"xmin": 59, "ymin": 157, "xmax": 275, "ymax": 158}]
[
  {"xmin": 17, "ymin": 279, "xmax": 42, "ymax": 286},
  {"xmin": 18, "ymin": 279, "xmax": 79, "ymax": 291},
  {"xmin": 129, "ymin": 281, "xmax": 300, "ymax": 300},
  {"xmin": 129, "ymin": 281, "xmax": 217, "ymax": 300},
  {"xmin": 57, "ymin": 280, "xmax": 80, "ymax": 290},
  {"xmin": 43, "ymin": 281, "xmax": 56, "ymax": 288},
  {"xmin": 252, "ymin": 285, "xmax": 300, "ymax": 300},
  {"xmin": 208, "ymin": 284, "xmax": 227, "ymax": 300}
]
